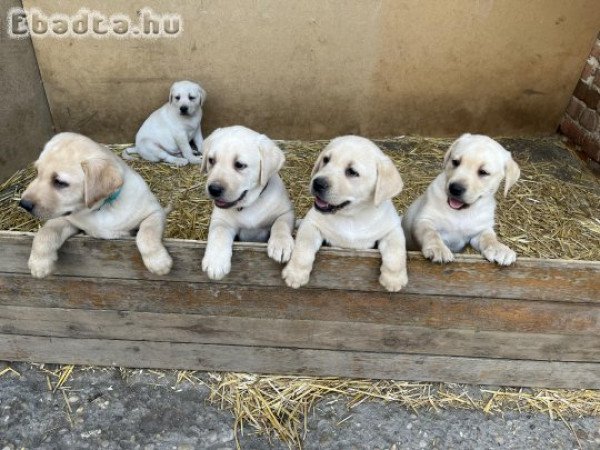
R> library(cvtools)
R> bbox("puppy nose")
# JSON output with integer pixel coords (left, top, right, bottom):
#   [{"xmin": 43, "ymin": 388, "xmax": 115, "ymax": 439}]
[
  {"xmin": 449, "ymin": 183, "xmax": 466, "ymax": 197},
  {"xmin": 19, "ymin": 199, "xmax": 34, "ymax": 212},
  {"xmin": 208, "ymin": 183, "xmax": 224, "ymax": 198},
  {"xmin": 312, "ymin": 177, "xmax": 329, "ymax": 194},
  {"xmin": 180, "ymin": 105, "xmax": 189, "ymax": 113}
]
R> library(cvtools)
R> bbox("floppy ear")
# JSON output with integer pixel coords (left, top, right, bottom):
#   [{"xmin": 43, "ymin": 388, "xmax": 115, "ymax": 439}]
[
  {"xmin": 374, "ymin": 158, "xmax": 403, "ymax": 206},
  {"xmin": 198, "ymin": 86, "xmax": 207, "ymax": 106},
  {"xmin": 199, "ymin": 131, "xmax": 217, "ymax": 173},
  {"xmin": 443, "ymin": 133, "xmax": 471, "ymax": 167},
  {"xmin": 503, "ymin": 156, "xmax": 520, "ymax": 197},
  {"xmin": 259, "ymin": 137, "xmax": 285, "ymax": 186},
  {"xmin": 311, "ymin": 151, "xmax": 325, "ymax": 178},
  {"xmin": 81, "ymin": 158, "xmax": 123, "ymax": 208}
]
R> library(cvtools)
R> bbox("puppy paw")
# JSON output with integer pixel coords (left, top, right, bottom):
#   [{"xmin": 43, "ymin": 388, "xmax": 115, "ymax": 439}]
[
  {"xmin": 202, "ymin": 254, "xmax": 231, "ymax": 280},
  {"xmin": 268, "ymin": 234, "xmax": 295, "ymax": 263},
  {"xmin": 143, "ymin": 249, "xmax": 173, "ymax": 275},
  {"xmin": 379, "ymin": 270, "xmax": 408, "ymax": 292},
  {"xmin": 422, "ymin": 242, "xmax": 454, "ymax": 263},
  {"xmin": 482, "ymin": 243, "xmax": 516, "ymax": 266},
  {"xmin": 188, "ymin": 156, "xmax": 203, "ymax": 165},
  {"xmin": 28, "ymin": 256, "xmax": 55, "ymax": 278},
  {"xmin": 170, "ymin": 157, "xmax": 189, "ymax": 167},
  {"xmin": 282, "ymin": 263, "xmax": 311, "ymax": 289}
]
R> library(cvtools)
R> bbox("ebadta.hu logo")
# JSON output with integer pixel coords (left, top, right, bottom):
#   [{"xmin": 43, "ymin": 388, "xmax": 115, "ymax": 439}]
[{"xmin": 5, "ymin": 7, "xmax": 183, "ymax": 39}]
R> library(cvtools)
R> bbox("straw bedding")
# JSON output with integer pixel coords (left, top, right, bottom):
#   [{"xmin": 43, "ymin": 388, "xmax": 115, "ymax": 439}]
[
  {"xmin": 0, "ymin": 136, "xmax": 599, "ymax": 447},
  {"xmin": 1, "ymin": 136, "xmax": 599, "ymax": 260}
]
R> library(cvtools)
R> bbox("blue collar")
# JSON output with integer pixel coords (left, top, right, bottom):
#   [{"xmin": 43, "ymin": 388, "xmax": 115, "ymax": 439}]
[{"xmin": 100, "ymin": 187, "xmax": 122, "ymax": 209}]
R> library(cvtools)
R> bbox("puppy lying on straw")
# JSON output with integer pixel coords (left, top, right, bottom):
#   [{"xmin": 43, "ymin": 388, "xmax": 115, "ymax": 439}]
[
  {"xmin": 201, "ymin": 125, "xmax": 295, "ymax": 280},
  {"xmin": 402, "ymin": 133, "xmax": 520, "ymax": 265},
  {"xmin": 282, "ymin": 136, "xmax": 408, "ymax": 292},
  {"xmin": 20, "ymin": 132, "xmax": 172, "ymax": 277}
]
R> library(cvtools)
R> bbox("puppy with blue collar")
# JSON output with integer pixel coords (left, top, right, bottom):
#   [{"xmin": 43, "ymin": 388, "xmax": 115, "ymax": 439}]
[{"xmin": 20, "ymin": 132, "xmax": 172, "ymax": 277}]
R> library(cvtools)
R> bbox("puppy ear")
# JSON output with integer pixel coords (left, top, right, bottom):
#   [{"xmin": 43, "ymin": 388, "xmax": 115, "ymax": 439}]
[
  {"xmin": 81, "ymin": 158, "xmax": 123, "ymax": 208},
  {"xmin": 311, "ymin": 151, "xmax": 325, "ymax": 178},
  {"xmin": 259, "ymin": 137, "xmax": 285, "ymax": 186},
  {"xmin": 503, "ymin": 156, "xmax": 520, "ymax": 197},
  {"xmin": 374, "ymin": 158, "xmax": 403, "ymax": 206},
  {"xmin": 199, "ymin": 131, "xmax": 216, "ymax": 174},
  {"xmin": 198, "ymin": 86, "xmax": 207, "ymax": 106},
  {"xmin": 443, "ymin": 133, "xmax": 471, "ymax": 167}
]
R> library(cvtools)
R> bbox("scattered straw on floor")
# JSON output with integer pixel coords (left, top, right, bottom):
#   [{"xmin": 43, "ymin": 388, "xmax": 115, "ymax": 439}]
[
  {"xmin": 2, "ymin": 363, "xmax": 599, "ymax": 448},
  {"xmin": 1, "ymin": 137, "xmax": 598, "ymax": 259}
]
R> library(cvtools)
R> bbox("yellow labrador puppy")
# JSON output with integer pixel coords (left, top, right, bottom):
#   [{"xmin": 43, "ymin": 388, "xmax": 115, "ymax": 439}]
[
  {"xmin": 282, "ymin": 136, "xmax": 408, "ymax": 292},
  {"xmin": 20, "ymin": 132, "xmax": 172, "ymax": 277},
  {"xmin": 123, "ymin": 80, "xmax": 205, "ymax": 166},
  {"xmin": 201, "ymin": 125, "xmax": 295, "ymax": 280},
  {"xmin": 402, "ymin": 133, "xmax": 520, "ymax": 265}
]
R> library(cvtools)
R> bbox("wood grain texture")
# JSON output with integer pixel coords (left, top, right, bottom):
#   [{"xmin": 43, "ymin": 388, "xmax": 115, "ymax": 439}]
[
  {"xmin": 1, "ymin": 274, "xmax": 599, "ymax": 336},
  {"xmin": 1, "ymin": 231, "xmax": 599, "ymax": 302},
  {"xmin": 1, "ymin": 230, "xmax": 599, "ymax": 388},
  {"xmin": 2, "ymin": 333, "xmax": 600, "ymax": 389},
  {"xmin": 1, "ymin": 305, "xmax": 599, "ymax": 362}
]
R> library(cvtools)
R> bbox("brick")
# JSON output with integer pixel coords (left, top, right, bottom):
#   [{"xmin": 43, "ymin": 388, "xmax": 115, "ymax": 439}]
[
  {"xmin": 566, "ymin": 97, "xmax": 585, "ymax": 119},
  {"xmin": 581, "ymin": 62, "xmax": 596, "ymax": 81},
  {"xmin": 580, "ymin": 108, "xmax": 599, "ymax": 132},
  {"xmin": 559, "ymin": 116, "xmax": 586, "ymax": 146},
  {"xmin": 581, "ymin": 134, "xmax": 600, "ymax": 162},
  {"xmin": 573, "ymin": 80, "xmax": 600, "ymax": 108}
]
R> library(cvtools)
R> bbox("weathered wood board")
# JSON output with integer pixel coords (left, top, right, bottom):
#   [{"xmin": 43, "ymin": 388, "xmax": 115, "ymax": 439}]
[{"xmin": 0, "ymin": 231, "xmax": 599, "ymax": 388}]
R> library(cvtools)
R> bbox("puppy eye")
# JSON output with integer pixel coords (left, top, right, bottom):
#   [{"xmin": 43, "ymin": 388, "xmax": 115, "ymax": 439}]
[
  {"xmin": 345, "ymin": 167, "xmax": 359, "ymax": 177},
  {"xmin": 208, "ymin": 157, "xmax": 215, "ymax": 165},
  {"xmin": 189, "ymin": 96, "xmax": 196, "ymax": 100},
  {"xmin": 322, "ymin": 156, "xmax": 330, "ymax": 165},
  {"xmin": 234, "ymin": 161, "xmax": 247, "ymax": 170},
  {"xmin": 478, "ymin": 169, "xmax": 490, "ymax": 177},
  {"xmin": 53, "ymin": 178, "xmax": 69, "ymax": 189},
  {"xmin": 451, "ymin": 159, "xmax": 460, "ymax": 167},
  {"xmin": 175, "ymin": 95, "xmax": 181, "ymax": 101}
]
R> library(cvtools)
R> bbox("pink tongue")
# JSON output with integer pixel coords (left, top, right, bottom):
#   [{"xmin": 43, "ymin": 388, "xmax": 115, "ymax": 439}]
[
  {"xmin": 448, "ymin": 198, "xmax": 464, "ymax": 210},
  {"xmin": 315, "ymin": 197, "xmax": 329, "ymax": 208},
  {"xmin": 215, "ymin": 200, "xmax": 228, "ymax": 207}
]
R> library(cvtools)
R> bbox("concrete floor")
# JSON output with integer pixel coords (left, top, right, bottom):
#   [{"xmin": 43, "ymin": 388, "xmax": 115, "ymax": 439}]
[{"xmin": 1, "ymin": 363, "xmax": 599, "ymax": 449}]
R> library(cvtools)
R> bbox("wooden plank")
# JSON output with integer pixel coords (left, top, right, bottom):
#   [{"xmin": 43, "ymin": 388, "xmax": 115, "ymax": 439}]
[
  {"xmin": 1, "ymin": 305, "xmax": 599, "ymax": 362},
  {"xmin": 1, "ymin": 231, "xmax": 599, "ymax": 302},
  {"xmin": 1, "ymin": 273, "xmax": 598, "ymax": 336},
  {"xmin": 1, "ymin": 333, "xmax": 599, "ymax": 389}
]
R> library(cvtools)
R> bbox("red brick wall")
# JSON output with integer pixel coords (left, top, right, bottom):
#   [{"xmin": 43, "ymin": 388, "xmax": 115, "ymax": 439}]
[{"xmin": 560, "ymin": 34, "xmax": 600, "ymax": 162}]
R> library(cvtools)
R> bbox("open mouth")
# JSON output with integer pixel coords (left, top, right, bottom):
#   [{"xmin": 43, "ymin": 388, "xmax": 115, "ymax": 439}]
[
  {"xmin": 213, "ymin": 190, "xmax": 247, "ymax": 209},
  {"xmin": 314, "ymin": 196, "xmax": 350, "ymax": 213},
  {"xmin": 447, "ymin": 197, "xmax": 469, "ymax": 210}
]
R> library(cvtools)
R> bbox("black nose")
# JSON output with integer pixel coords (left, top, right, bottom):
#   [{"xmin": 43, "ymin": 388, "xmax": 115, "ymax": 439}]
[
  {"xmin": 449, "ymin": 183, "xmax": 466, "ymax": 197},
  {"xmin": 180, "ymin": 105, "xmax": 189, "ymax": 113},
  {"xmin": 312, "ymin": 177, "xmax": 329, "ymax": 194},
  {"xmin": 208, "ymin": 183, "xmax": 224, "ymax": 198},
  {"xmin": 19, "ymin": 199, "xmax": 34, "ymax": 212}
]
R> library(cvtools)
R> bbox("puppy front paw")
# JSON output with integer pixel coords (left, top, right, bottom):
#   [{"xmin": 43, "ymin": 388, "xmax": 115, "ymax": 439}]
[
  {"xmin": 142, "ymin": 249, "xmax": 173, "ymax": 275},
  {"xmin": 202, "ymin": 254, "xmax": 231, "ymax": 280},
  {"xmin": 379, "ymin": 270, "xmax": 408, "ymax": 292},
  {"xmin": 482, "ymin": 243, "xmax": 516, "ymax": 266},
  {"xmin": 422, "ymin": 242, "xmax": 454, "ymax": 263},
  {"xmin": 282, "ymin": 263, "xmax": 311, "ymax": 289},
  {"xmin": 170, "ymin": 157, "xmax": 189, "ymax": 167},
  {"xmin": 268, "ymin": 234, "xmax": 295, "ymax": 263},
  {"xmin": 28, "ymin": 255, "xmax": 56, "ymax": 278},
  {"xmin": 187, "ymin": 156, "xmax": 203, "ymax": 165}
]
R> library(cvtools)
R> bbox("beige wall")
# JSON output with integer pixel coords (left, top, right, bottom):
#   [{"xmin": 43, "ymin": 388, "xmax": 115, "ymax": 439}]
[
  {"xmin": 0, "ymin": 0, "xmax": 54, "ymax": 181},
  {"xmin": 23, "ymin": 0, "xmax": 600, "ymax": 142}
]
